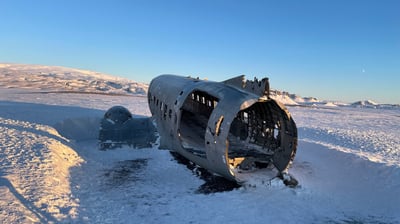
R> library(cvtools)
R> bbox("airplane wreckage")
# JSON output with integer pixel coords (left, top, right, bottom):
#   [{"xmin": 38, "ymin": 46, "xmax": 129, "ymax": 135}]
[{"xmin": 99, "ymin": 75, "xmax": 298, "ymax": 187}]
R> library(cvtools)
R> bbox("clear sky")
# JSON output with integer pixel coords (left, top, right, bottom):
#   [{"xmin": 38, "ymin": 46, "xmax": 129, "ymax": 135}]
[{"xmin": 1, "ymin": 0, "xmax": 399, "ymax": 104}]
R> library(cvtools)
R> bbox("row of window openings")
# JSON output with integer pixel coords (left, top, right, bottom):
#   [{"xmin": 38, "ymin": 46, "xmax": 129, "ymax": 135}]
[
  {"xmin": 151, "ymin": 92, "xmax": 219, "ymax": 120},
  {"xmin": 151, "ymin": 95, "xmax": 174, "ymax": 121},
  {"xmin": 191, "ymin": 93, "xmax": 218, "ymax": 108}
]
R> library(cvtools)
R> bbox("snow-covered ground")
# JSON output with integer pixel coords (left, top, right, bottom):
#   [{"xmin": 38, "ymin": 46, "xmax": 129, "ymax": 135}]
[{"xmin": 1, "ymin": 65, "xmax": 399, "ymax": 223}]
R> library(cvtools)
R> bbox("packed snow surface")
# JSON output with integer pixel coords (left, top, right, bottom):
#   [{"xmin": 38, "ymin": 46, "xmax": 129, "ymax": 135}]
[{"xmin": 1, "ymin": 65, "xmax": 399, "ymax": 223}]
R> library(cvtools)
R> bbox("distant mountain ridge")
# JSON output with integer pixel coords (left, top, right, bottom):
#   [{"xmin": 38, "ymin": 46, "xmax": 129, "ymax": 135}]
[
  {"xmin": 1, "ymin": 63, "xmax": 399, "ymax": 109},
  {"xmin": 270, "ymin": 89, "xmax": 400, "ymax": 109},
  {"xmin": 0, "ymin": 63, "xmax": 147, "ymax": 96}
]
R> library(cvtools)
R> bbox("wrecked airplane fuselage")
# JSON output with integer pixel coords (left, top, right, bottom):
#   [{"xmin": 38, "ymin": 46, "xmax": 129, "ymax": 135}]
[{"xmin": 148, "ymin": 75, "xmax": 298, "ymax": 184}]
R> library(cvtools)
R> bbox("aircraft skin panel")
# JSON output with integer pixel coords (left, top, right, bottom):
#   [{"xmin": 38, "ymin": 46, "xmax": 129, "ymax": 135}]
[{"xmin": 148, "ymin": 74, "xmax": 297, "ymax": 183}]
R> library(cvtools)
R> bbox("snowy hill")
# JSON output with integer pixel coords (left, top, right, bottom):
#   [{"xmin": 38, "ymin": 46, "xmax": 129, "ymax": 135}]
[
  {"xmin": 0, "ymin": 63, "xmax": 147, "ymax": 96},
  {"xmin": 269, "ymin": 90, "xmax": 298, "ymax": 105},
  {"xmin": 270, "ymin": 89, "xmax": 324, "ymax": 106},
  {"xmin": 269, "ymin": 86, "xmax": 400, "ymax": 109},
  {"xmin": 0, "ymin": 64, "xmax": 399, "ymax": 223},
  {"xmin": 352, "ymin": 100, "xmax": 379, "ymax": 107},
  {"xmin": 351, "ymin": 100, "xmax": 400, "ymax": 110}
]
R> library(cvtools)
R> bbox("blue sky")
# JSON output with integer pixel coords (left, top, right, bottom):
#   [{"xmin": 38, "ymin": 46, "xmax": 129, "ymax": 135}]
[{"xmin": 1, "ymin": 0, "xmax": 399, "ymax": 104}]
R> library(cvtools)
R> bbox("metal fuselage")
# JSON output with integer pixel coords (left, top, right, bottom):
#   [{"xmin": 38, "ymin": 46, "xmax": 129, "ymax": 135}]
[{"xmin": 148, "ymin": 75, "xmax": 297, "ymax": 182}]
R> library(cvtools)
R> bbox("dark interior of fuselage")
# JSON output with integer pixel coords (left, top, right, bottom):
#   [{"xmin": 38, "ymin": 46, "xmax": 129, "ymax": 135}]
[
  {"xmin": 227, "ymin": 101, "xmax": 283, "ymax": 169},
  {"xmin": 179, "ymin": 91, "xmax": 218, "ymax": 158}
]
